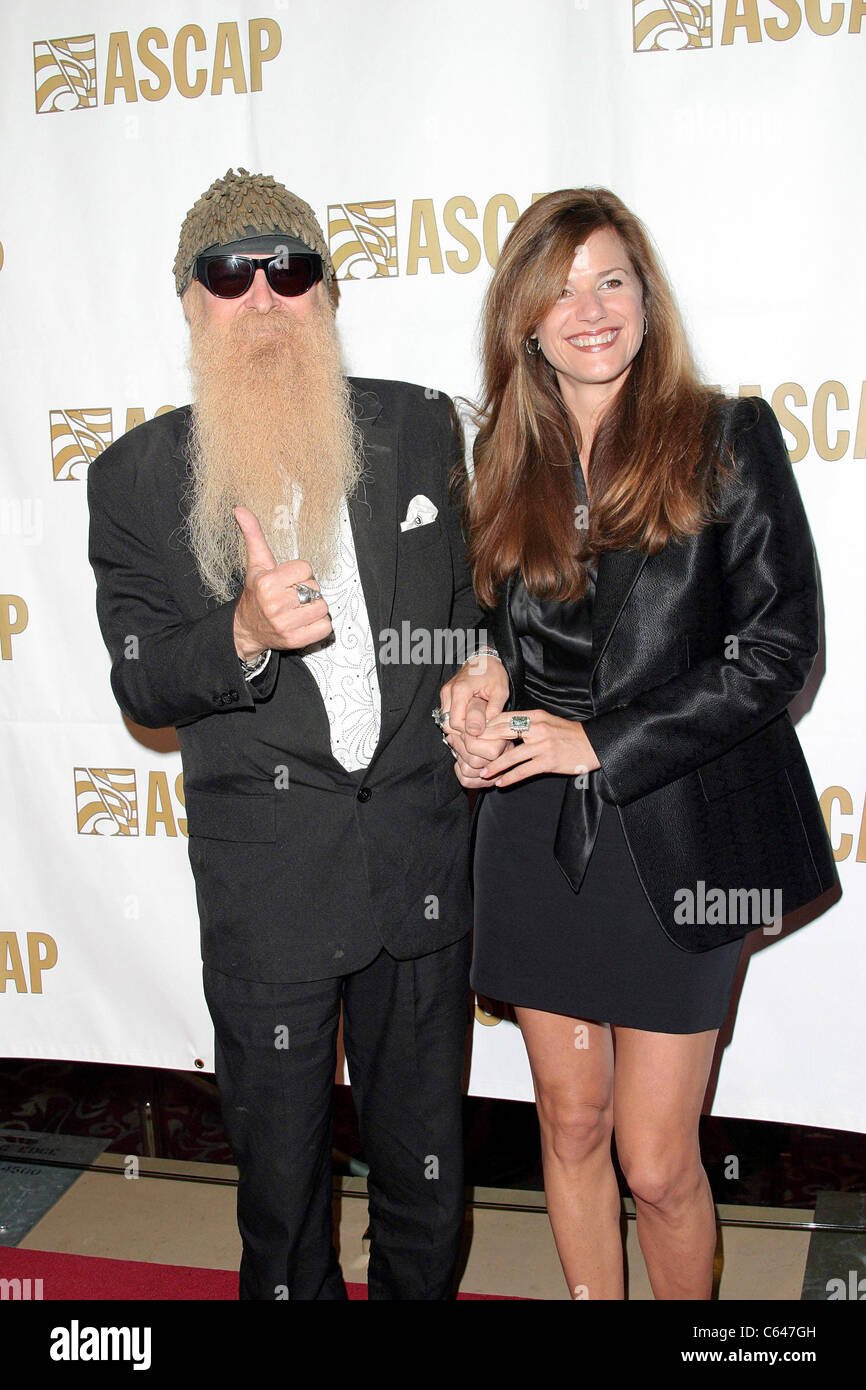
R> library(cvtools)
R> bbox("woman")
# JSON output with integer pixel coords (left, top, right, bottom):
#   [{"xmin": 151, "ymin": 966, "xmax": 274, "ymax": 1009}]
[{"xmin": 439, "ymin": 188, "xmax": 838, "ymax": 1300}]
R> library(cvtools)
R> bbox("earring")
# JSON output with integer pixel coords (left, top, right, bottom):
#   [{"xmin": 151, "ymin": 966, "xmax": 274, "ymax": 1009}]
[
  {"xmin": 525, "ymin": 337, "xmax": 540, "ymax": 355},
  {"xmin": 643, "ymin": 315, "xmax": 648, "ymax": 337}
]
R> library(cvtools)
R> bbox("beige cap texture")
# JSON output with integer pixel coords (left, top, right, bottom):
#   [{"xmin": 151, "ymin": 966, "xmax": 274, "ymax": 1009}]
[{"xmin": 173, "ymin": 167, "xmax": 334, "ymax": 296}]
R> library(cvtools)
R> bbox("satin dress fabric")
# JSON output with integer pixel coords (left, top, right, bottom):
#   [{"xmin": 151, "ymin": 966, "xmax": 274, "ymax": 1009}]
[{"xmin": 470, "ymin": 464, "xmax": 744, "ymax": 1034}]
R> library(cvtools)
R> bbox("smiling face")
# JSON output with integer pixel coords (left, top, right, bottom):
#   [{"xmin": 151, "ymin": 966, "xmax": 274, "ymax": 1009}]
[{"xmin": 533, "ymin": 225, "xmax": 645, "ymax": 420}]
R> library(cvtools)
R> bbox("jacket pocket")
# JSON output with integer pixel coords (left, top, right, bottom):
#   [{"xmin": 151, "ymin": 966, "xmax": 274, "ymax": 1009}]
[
  {"xmin": 697, "ymin": 713, "xmax": 797, "ymax": 801},
  {"xmin": 397, "ymin": 517, "xmax": 445, "ymax": 552},
  {"xmin": 185, "ymin": 789, "xmax": 276, "ymax": 842}
]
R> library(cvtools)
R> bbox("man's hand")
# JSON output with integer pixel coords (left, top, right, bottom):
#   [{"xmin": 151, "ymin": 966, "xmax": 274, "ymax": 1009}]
[
  {"xmin": 439, "ymin": 652, "xmax": 511, "ymax": 788},
  {"xmin": 232, "ymin": 505, "xmax": 333, "ymax": 661}
]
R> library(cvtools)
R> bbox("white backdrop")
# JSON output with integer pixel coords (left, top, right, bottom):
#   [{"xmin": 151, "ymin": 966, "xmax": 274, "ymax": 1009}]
[{"xmin": 1, "ymin": 0, "xmax": 863, "ymax": 1131}]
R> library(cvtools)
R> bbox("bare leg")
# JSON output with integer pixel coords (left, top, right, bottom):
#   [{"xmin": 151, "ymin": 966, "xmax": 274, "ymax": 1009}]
[
  {"xmin": 515, "ymin": 1007, "xmax": 622, "ymax": 1300},
  {"xmin": 612, "ymin": 1027, "xmax": 719, "ymax": 1300}
]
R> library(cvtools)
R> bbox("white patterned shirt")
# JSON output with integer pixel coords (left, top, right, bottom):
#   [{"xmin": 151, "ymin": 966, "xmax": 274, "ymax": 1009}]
[{"xmin": 244, "ymin": 495, "xmax": 381, "ymax": 771}]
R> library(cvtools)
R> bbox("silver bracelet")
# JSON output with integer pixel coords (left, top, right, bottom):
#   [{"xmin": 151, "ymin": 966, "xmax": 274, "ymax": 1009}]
[
  {"xmin": 239, "ymin": 649, "xmax": 270, "ymax": 678},
  {"xmin": 468, "ymin": 645, "xmax": 501, "ymax": 662}
]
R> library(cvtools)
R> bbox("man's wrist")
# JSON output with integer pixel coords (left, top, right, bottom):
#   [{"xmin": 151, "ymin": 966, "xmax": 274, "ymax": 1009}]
[
  {"xmin": 232, "ymin": 602, "xmax": 265, "ymax": 663},
  {"xmin": 236, "ymin": 641, "xmax": 266, "ymax": 662},
  {"xmin": 462, "ymin": 645, "xmax": 501, "ymax": 666}
]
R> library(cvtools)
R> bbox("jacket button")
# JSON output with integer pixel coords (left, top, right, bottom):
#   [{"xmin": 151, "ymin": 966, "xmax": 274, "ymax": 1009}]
[
  {"xmin": 356, "ymin": 787, "xmax": 372, "ymax": 802},
  {"xmin": 228, "ymin": 690, "xmax": 239, "ymax": 702}
]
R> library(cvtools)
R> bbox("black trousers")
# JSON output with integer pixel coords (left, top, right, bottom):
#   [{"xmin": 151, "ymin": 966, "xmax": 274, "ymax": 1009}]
[{"xmin": 202, "ymin": 935, "xmax": 471, "ymax": 1301}]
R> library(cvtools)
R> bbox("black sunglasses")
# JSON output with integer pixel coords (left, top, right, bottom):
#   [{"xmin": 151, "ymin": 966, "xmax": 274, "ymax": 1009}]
[{"xmin": 193, "ymin": 252, "xmax": 324, "ymax": 300}]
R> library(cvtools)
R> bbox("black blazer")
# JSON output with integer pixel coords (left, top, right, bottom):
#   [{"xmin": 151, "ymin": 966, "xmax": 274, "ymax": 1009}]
[
  {"xmin": 88, "ymin": 379, "xmax": 480, "ymax": 983},
  {"xmin": 478, "ymin": 396, "xmax": 839, "ymax": 950}
]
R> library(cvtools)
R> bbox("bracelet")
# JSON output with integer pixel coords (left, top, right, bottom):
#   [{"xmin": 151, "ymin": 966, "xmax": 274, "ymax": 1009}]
[
  {"xmin": 239, "ymin": 649, "xmax": 270, "ymax": 678},
  {"xmin": 468, "ymin": 645, "xmax": 501, "ymax": 662}
]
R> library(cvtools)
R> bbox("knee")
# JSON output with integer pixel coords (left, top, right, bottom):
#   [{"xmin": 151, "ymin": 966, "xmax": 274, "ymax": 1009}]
[
  {"xmin": 536, "ymin": 1094, "xmax": 613, "ymax": 1168},
  {"xmin": 620, "ymin": 1152, "xmax": 705, "ymax": 1212}
]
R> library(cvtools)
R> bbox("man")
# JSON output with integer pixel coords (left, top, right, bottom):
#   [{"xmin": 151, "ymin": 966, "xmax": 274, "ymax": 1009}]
[{"xmin": 87, "ymin": 168, "xmax": 504, "ymax": 1300}]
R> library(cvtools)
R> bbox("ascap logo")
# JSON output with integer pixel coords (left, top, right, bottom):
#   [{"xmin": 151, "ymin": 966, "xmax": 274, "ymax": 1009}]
[
  {"xmin": 0, "ymin": 595, "xmax": 28, "ymax": 661},
  {"xmin": 328, "ymin": 202, "xmax": 398, "ymax": 280},
  {"xmin": 76, "ymin": 768, "xmax": 139, "ymax": 835},
  {"xmin": 51, "ymin": 409, "xmax": 113, "ymax": 481},
  {"xmin": 329, "ymin": 194, "xmax": 544, "ymax": 280},
  {"xmin": 635, "ymin": 0, "xmax": 865, "ymax": 49},
  {"xmin": 34, "ymin": 20, "xmax": 281, "ymax": 114},
  {"xmin": 51, "ymin": 405, "xmax": 175, "ymax": 481},
  {"xmin": 634, "ymin": 1, "xmax": 712, "ymax": 51},
  {"xmin": 719, "ymin": 382, "xmax": 866, "ymax": 461},
  {"xmin": 719, "ymin": 0, "xmax": 865, "ymax": 42},
  {"xmin": 820, "ymin": 787, "xmax": 866, "ymax": 862},
  {"xmin": 74, "ymin": 768, "xmax": 187, "ymax": 837},
  {"xmin": 0, "ymin": 933, "xmax": 57, "ymax": 994},
  {"xmin": 34, "ymin": 35, "xmax": 98, "ymax": 112}
]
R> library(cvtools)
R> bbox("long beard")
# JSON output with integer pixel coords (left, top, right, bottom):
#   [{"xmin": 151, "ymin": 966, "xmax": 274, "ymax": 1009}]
[{"xmin": 182, "ymin": 292, "xmax": 363, "ymax": 602}]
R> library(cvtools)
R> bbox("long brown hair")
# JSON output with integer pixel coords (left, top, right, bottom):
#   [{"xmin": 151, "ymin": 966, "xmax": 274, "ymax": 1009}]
[{"xmin": 463, "ymin": 188, "xmax": 730, "ymax": 606}]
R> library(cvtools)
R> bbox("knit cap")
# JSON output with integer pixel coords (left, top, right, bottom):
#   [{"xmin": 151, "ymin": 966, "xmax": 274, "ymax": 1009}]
[{"xmin": 173, "ymin": 167, "xmax": 333, "ymax": 296}]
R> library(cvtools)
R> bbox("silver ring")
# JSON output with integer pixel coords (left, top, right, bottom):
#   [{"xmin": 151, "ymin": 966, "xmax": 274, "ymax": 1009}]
[
  {"xmin": 432, "ymin": 707, "xmax": 450, "ymax": 728},
  {"xmin": 293, "ymin": 582, "xmax": 321, "ymax": 606},
  {"xmin": 509, "ymin": 713, "xmax": 531, "ymax": 734}
]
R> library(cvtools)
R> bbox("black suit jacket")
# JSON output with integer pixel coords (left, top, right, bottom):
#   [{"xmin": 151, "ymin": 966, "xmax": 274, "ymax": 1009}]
[
  {"xmin": 477, "ymin": 396, "xmax": 839, "ymax": 950},
  {"xmin": 88, "ymin": 379, "xmax": 481, "ymax": 982}
]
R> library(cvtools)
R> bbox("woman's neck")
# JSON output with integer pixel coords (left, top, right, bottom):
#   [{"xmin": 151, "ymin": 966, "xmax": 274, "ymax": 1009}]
[{"xmin": 558, "ymin": 376, "xmax": 620, "ymax": 463}]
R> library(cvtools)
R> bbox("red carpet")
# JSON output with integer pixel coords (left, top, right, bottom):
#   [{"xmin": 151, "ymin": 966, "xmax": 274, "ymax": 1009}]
[{"xmin": 0, "ymin": 1247, "xmax": 518, "ymax": 1300}]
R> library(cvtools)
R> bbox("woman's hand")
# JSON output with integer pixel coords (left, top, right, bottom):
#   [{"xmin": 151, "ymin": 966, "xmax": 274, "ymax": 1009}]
[
  {"xmin": 439, "ymin": 654, "xmax": 511, "ymax": 788},
  {"xmin": 475, "ymin": 709, "xmax": 601, "ymax": 788}
]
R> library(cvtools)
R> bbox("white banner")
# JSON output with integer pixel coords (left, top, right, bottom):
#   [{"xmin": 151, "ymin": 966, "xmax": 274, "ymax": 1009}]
[{"xmin": 1, "ymin": 0, "xmax": 863, "ymax": 1131}]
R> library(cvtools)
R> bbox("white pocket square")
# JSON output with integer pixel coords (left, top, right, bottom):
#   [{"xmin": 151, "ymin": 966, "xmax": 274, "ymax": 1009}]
[{"xmin": 399, "ymin": 495, "xmax": 438, "ymax": 531}]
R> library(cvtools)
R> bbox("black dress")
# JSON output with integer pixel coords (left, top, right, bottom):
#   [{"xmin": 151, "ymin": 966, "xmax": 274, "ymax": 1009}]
[{"xmin": 470, "ymin": 465, "xmax": 743, "ymax": 1034}]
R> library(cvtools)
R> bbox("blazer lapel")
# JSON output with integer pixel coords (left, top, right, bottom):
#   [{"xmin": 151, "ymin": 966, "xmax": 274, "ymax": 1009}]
[
  {"xmin": 346, "ymin": 384, "xmax": 398, "ymax": 645},
  {"xmin": 589, "ymin": 548, "xmax": 648, "ymax": 686}
]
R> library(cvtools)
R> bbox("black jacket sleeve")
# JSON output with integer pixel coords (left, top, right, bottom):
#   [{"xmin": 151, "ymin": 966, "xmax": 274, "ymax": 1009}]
[
  {"xmin": 87, "ymin": 441, "xmax": 277, "ymax": 730},
  {"xmin": 583, "ymin": 397, "xmax": 820, "ymax": 806}
]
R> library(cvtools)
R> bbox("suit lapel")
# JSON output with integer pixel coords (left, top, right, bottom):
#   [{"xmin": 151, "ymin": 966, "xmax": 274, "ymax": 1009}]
[
  {"xmin": 589, "ymin": 548, "xmax": 648, "ymax": 681},
  {"xmin": 346, "ymin": 384, "xmax": 398, "ymax": 644}
]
